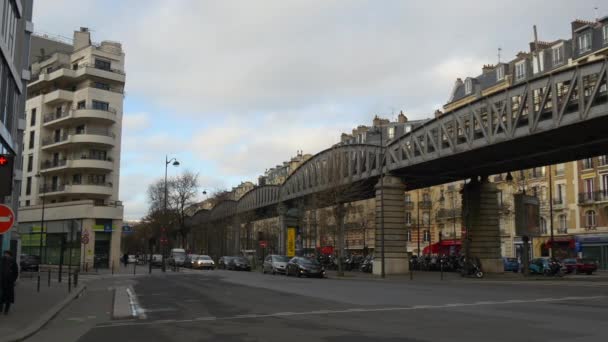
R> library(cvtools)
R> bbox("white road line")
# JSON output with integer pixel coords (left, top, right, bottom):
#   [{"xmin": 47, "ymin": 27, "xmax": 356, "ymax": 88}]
[
  {"xmin": 97, "ymin": 295, "xmax": 608, "ymax": 329},
  {"xmin": 126, "ymin": 287, "xmax": 147, "ymax": 320}
]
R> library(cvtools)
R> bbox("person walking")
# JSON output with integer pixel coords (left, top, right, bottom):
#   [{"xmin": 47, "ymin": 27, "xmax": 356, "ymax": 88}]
[
  {"xmin": 0, "ymin": 251, "xmax": 19, "ymax": 315},
  {"xmin": 122, "ymin": 253, "xmax": 129, "ymax": 267}
]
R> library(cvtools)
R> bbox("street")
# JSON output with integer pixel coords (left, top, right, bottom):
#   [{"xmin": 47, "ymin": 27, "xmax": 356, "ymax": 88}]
[{"xmin": 27, "ymin": 270, "xmax": 608, "ymax": 342}]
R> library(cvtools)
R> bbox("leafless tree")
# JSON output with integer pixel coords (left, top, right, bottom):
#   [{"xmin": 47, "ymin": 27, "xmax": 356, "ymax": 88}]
[{"xmin": 169, "ymin": 170, "xmax": 200, "ymax": 248}]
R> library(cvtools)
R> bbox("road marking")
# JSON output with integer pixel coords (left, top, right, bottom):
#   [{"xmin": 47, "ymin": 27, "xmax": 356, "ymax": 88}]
[
  {"xmin": 126, "ymin": 287, "xmax": 147, "ymax": 320},
  {"xmin": 142, "ymin": 308, "xmax": 178, "ymax": 313},
  {"xmin": 96, "ymin": 295, "xmax": 608, "ymax": 328}
]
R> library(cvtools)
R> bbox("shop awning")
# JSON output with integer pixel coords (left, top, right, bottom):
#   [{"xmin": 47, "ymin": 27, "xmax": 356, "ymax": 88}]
[
  {"xmin": 544, "ymin": 236, "xmax": 575, "ymax": 249},
  {"xmin": 422, "ymin": 239, "xmax": 461, "ymax": 255}
]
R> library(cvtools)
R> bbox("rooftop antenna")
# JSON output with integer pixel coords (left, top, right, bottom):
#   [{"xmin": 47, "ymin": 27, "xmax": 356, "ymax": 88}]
[
  {"xmin": 533, "ymin": 25, "xmax": 542, "ymax": 74},
  {"xmin": 594, "ymin": 5, "xmax": 599, "ymax": 21},
  {"xmin": 497, "ymin": 47, "xmax": 502, "ymax": 63}
]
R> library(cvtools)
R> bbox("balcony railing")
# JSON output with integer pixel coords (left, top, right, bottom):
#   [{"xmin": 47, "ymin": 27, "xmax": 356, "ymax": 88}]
[
  {"xmin": 553, "ymin": 198, "xmax": 565, "ymax": 207},
  {"xmin": 418, "ymin": 201, "xmax": 432, "ymax": 209},
  {"xmin": 436, "ymin": 208, "xmax": 461, "ymax": 219},
  {"xmin": 80, "ymin": 62, "xmax": 126, "ymax": 75},
  {"xmin": 40, "ymin": 159, "xmax": 67, "ymax": 170},
  {"xmin": 74, "ymin": 103, "xmax": 117, "ymax": 114},
  {"xmin": 43, "ymin": 111, "xmax": 70, "ymax": 123},
  {"xmin": 556, "ymin": 227, "xmax": 568, "ymax": 234},
  {"xmin": 72, "ymin": 180, "xmax": 113, "ymax": 187},
  {"xmin": 404, "ymin": 201, "xmax": 414, "ymax": 210},
  {"xmin": 39, "ymin": 184, "xmax": 66, "ymax": 193},
  {"xmin": 578, "ymin": 190, "xmax": 608, "ymax": 204},
  {"xmin": 42, "ymin": 133, "xmax": 68, "ymax": 146}
]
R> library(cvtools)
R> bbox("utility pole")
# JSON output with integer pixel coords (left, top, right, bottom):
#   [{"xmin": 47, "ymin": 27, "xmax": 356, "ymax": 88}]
[{"xmin": 548, "ymin": 165, "xmax": 555, "ymax": 258}]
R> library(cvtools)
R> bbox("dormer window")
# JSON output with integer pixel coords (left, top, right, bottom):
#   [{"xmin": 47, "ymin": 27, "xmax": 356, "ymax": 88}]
[
  {"xmin": 578, "ymin": 32, "xmax": 591, "ymax": 53},
  {"xmin": 464, "ymin": 78, "xmax": 473, "ymax": 94},
  {"xmin": 388, "ymin": 127, "xmax": 395, "ymax": 139},
  {"xmin": 515, "ymin": 60, "xmax": 526, "ymax": 81},
  {"xmin": 603, "ymin": 25, "xmax": 608, "ymax": 44},
  {"xmin": 496, "ymin": 65, "xmax": 504, "ymax": 81},
  {"xmin": 552, "ymin": 44, "xmax": 564, "ymax": 66}
]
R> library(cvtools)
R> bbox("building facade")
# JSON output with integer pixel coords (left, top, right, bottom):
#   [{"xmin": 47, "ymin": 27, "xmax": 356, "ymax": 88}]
[
  {"xmin": 17, "ymin": 28, "xmax": 125, "ymax": 269},
  {"xmin": 0, "ymin": 0, "xmax": 32, "ymax": 255}
]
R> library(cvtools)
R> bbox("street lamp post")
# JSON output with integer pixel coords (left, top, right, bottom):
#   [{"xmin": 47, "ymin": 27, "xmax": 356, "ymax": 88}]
[
  {"xmin": 35, "ymin": 173, "xmax": 46, "ymax": 293},
  {"xmin": 162, "ymin": 155, "xmax": 179, "ymax": 272}
]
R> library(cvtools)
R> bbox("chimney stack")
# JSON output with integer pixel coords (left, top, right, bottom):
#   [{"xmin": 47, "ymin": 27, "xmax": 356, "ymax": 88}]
[{"xmin": 73, "ymin": 27, "xmax": 91, "ymax": 51}]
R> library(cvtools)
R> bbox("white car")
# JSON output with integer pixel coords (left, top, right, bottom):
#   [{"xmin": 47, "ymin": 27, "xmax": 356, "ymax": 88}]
[{"xmin": 193, "ymin": 255, "xmax": 215, "ymax": 270}]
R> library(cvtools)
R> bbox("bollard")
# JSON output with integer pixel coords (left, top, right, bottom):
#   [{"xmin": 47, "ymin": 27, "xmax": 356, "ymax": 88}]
[
  {"xmin": 440, "ymin": 261, "xmax": 444, "ymax": 280},
  {"xmin": 48, "ymin": 269, "xmax": 51, "ymax": 287},
  {"xmin": 85, "ymin": 262, "xmax": 88, "ymax": 273},
  {"xmin": 133, "ymin": 262, "xmax": 136, "ymax": 275},
  {"xmin": 112, "ymin": 262, "xmax": 114, "ymax": 275},
  {"xmin": 68, "ymin": 272, "xmax": 72, "ymax": 293},
  {"xmin": 37, "ymin": 272, "xmax": 41, "ymax": 293},
  {"xmin": 74, "ymin": 270, "xmax": 79, "ymax": 288}
]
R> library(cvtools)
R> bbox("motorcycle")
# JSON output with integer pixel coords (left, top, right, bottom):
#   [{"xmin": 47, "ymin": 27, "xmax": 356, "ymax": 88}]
[{"xmin": 460, "ymin": 257, "xmax": 484, "ymax": 278}]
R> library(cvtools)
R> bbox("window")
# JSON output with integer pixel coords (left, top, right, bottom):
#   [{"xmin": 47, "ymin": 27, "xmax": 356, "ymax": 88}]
[
  {"xmin": 515, "ymin": 61, "xmax": 526, "ymax": 80},
  {"xmin": 585, "ymin": 210, "xmax": 596, "ymax": 227},
  {"xmin": 422, "ymin": 193, "xmax": 430, "ymax": 202},
  {"xmin": 532, "ymin": 52, "xmax": 544, "ymax": 74},
  {"xmin": 559, "ymin": 215, "xmax": 567, "ymax": 230},
  {"xmin": 92, "ymin": 100, "xmax": 109, "ymax": 111},
  {"xmin": 604, "ymin": 25, "xmax": 608, "ymax": 44},
  {"xmin": 556, "ymin": 184, "xmax": 565, "ymax": 203},
  {"xmin": 602, "ymin": 174, "xmax": 608, "ymax": 196},
  {"xmin": 555, "ymin": 163, "xmax": 565, "ymax": 175},
  {"xmin": 73, "ymin": 174, "xmax": 82, "ymax": 184},
  {"xmin": 496, "ymin": 65, "xmax": 504, "ymax": 81},
  {"xmin": 25, "ymin": 177, "xmax": 31, "ymax": 195},
  {"xmin": 404, "ymin": 194, "xmax": 411, "ymax": 202},
  {"xmin": 552, "ymin": 45, "xmax": 564, "ymax": 65},
  {"xmin": 584, "ymin": 178, "xmax": 594, "ymax": 199},
  {"xmin": 30, "ymin": 108, "xmax": 36, "ymax": 126},
  {"xmin": 94, "ymin": 82, "xmax": 110, "ymax": 90},
  {"xmin": 422, "ymin": 212, "xmax": 430, "ymax": 225},
  {"xmin": 27, "ymin": 155, "xmax": 33, "ymax": 172},
  {"xmin": 94, "ymin": 59, "xmax": 111, "ymax": 71},
  {"xmin": 77, "ymin": 100, "xmax": 86, "ymax": 109},
  {"xmin": 387, "ymin": 127, "xmax": 395, "ymax": 139},
  {"xmin": 28, "ymin": 131, "xmax": 34, "ymax": 149},
  {"xmin": 583, "ymin": 158, "xmax": 593, "ymax": 169},
  {"xmin": 405, "ymin": 211, "xmax": 412, "ymax": 225},
  {"xmin": 76, "ymin": 125, "xmax": 85, "ymax": 134},
  {"xmin": 540, "ymin": 217, "xmax": 547, "ymax": 234},
  {"xmin": 464, "ymin": 78, "xmax": 472, "ymax": 94},
  {"xmin": 578, "ymin": 33, "xmax": 591, "ymax": 53},
  {"xmin": 25, "ymin": 200, "xmax": 30, "ymax": 206},
  {"xmin": 405, "ymin": 125, "xmax": 412, "ymax": 133}
]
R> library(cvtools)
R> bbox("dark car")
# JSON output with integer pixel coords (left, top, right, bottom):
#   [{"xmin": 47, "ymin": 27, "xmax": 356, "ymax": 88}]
[
  {"xmin": 286, "ymin": 257, "xmax": 325, "ymax": 278},
  {"xmin": 228, "ymin": 256, "xmax": 251, "ymax": 271},
  {"xmin": 218, "ymin": 256, "xmax": 234, "ymax": 270},
  {"xmin": 503, "ymin": 257, "xmax": 519, "ymax": 273},
  {"xmin": 184, "ymin": 254, "xmax": 200, "ymax": 268},
  {"xmin": 562, "ymin": 258, "xmax": 598, "ymax": 275},
  {"xmin": 20, "ymin": 254, "xmax": 40, "ymax": 272}
]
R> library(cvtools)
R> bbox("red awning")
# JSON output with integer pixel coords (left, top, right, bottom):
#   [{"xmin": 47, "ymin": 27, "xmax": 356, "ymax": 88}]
[
  {"xmin": 422, "ymin": 240, "xmax": 462, "ymax": 255},
  {"xmin": 545, "ymin": 237, "xmax": 575, "ymax": 249}
]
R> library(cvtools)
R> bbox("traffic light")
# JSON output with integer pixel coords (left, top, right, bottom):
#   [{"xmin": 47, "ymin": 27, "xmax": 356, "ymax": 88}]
[{"xmin": 0, "ymin": 154, "xmax": 14, "ymax": 196}]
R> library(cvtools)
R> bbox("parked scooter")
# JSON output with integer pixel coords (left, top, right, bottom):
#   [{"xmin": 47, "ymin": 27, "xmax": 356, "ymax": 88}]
[{"xmin": 460, "ymin": 257, "xmax": 484, "ymax": 278}]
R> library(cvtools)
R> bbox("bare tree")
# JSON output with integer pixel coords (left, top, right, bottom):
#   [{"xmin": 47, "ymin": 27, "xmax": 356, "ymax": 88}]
[{"xmin": 169, "ymin": 170, "xmax": 200, "ymax": 248}]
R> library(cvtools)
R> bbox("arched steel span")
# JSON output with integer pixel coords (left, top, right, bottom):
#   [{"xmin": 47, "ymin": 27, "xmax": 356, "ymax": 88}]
[{"xmin": 207, "ymin": 57, "xmax": 608, "ymax": 222}]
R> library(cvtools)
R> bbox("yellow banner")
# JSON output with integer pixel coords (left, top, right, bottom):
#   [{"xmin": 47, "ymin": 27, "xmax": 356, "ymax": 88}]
[{"xmin": 287, "ymin": 227, "xmax": 296, "ymax": 257}]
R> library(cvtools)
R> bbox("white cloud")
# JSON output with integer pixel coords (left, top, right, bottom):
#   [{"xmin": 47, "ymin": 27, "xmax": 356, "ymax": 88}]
[{"xmin": 122, "ymin": 112, "xmax": 151, "ymax": 132}]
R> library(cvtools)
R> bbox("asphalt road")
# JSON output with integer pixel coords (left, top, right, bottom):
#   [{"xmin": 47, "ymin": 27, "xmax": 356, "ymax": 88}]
[{"xmin": 29, "ymin": 270, "xmax": 608, "ymax": 342}]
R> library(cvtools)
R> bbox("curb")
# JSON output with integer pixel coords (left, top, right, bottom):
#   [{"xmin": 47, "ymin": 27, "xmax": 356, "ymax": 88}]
[{"xmin": 4, "ymin": 285, "xmax": 87, "ymax": 342}]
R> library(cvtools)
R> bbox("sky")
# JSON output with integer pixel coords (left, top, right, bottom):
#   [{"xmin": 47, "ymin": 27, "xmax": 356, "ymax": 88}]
[{"xmin": 32, "ymin": 0, "xmax": 602, "ymax": 220}]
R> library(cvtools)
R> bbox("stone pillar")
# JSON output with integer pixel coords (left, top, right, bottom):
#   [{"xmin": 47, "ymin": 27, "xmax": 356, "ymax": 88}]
[
  {"xmin": 277, "ymin": 203, "xmax": 288, "ymax": 255},
  {"xmin": 374, "ymin": 175, "xmax": 409, "ymax": 275},
  {"xmin": 232, "ymin": 217, "xmax": 241, "ymax": 254},
  {"xmin": 462, "ymin": 177, "xmax": 503, "ymax": 273}
]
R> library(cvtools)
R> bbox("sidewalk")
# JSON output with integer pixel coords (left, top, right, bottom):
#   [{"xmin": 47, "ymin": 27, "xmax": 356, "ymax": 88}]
[{"xmin": 0, "ymin": 273, "xmax": 85, "ymax": 342}]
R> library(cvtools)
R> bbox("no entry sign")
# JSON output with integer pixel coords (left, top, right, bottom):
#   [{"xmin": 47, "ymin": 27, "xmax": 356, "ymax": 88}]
[{"xmin": 0, "ymin": 204, "xmax": 15, "ymax": 235}]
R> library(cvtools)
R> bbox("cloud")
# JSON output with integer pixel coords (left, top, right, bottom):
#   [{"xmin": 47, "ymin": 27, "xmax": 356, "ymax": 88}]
[{"xmin": 122, "ymin": 112, "xmax": 151, "ymax": 132}]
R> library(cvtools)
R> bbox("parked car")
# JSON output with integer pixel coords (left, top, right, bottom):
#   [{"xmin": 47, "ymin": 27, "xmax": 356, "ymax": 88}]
[
  {"xmin": 503, "ymin": 257, "xmax": 519, "ymax": 273},
  {"xmin": 262, "ymin": 255, "xmax": 290, "ymax": 274},
  {"xmin": 184, "ymin": 254, "xmax": 200, "ymax": 268},
  {"xmin": 218, "ymin": 256, "xmax": 234, "ymax": 269},
  {"xmin": 529, "ymin": 258, "xmax": 550, "ymax": 275},
  {"xmin": 151, "ymin": 254, "xmax": 163, "ymax": 267},
  {"xmin": 193, "ymin": 255, "xmax": 215, "ymax": 270},
  {"xmin": 228, "ymin": 256, "xmax": 251, "ymax": 271},
  {"xmin": 562, "ymin": 258, "xmax": 598, "ymax": 275},
  {"xmin": 20, "ymin": 254, "xmax": 40, "ymax": 272},
  {"xmin": 286, "ymin": 257, "xmax": 325, "ymax": 278}
]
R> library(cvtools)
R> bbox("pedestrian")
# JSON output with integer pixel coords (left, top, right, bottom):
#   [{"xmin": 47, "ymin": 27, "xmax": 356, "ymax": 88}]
[
  {"xmin": 0, "ymin": 250, "xmax": 19, "ymax": 315},
  {"xmin": 122, "ymin": 253, "xmax": 128, "ymax": 267}
]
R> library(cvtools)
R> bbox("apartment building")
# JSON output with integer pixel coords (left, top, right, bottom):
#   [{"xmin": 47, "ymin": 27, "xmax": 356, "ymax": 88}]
[
  {"xmin": 17, "ymin": 28, "xmax": 125, "ymax": 268},
  {"xmin": 0, "ymin": 0, "xmax": 32, "ymax": 255}
]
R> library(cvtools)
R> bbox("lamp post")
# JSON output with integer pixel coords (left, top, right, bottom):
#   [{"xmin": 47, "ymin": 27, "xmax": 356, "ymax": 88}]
[
  {"xmin": 162, "ymin": 155, "xmax": 179, "ymax": 272},
  {"xmin": 35, "ymin": 173, "xmax": 46, "ymax": 292}
]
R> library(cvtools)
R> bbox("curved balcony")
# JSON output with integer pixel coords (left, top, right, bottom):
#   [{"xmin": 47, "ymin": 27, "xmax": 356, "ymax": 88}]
[
  {"xmin": 40, "ymin": 157, "xmax": 113, "ymax": 174},
  {"xmin": 43, "ymin": 106, "xmax": 117, "ymax": 128},
  {"xmin": 43, "ymin": 89, "xmax": 74, "ymax": 105},
  {"xmin": 42, "ymin": 131, "xmax": 115, "ymax": 151},
  {"xmin": 40, "ymin": 182, "xmax": 114, "ymax": 197}
]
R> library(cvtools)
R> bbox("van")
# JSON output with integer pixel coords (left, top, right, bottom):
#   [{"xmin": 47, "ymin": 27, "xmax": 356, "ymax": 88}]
[{"xmin": 169, "ymin": 248, "xmax": 186, "ymax": 266}]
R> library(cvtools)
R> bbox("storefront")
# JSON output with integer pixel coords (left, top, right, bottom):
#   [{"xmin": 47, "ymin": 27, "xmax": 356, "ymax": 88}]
[
  {"xmin": 576, "ymin": 234, "xmax": 608, "ymax": 270},
  {"xmin": 538, "ymin": 236, "xmax": 576, "ymax": 259},
  {"xmin": 17, "ymin": 219, "xmax": 82, "ymax": 266}
]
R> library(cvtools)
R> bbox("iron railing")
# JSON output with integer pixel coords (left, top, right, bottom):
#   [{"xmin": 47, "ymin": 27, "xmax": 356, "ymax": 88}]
[
  {"xmin": 436, "ymin": 208, "xmax": 461, "ymax": 219},
  {"xmin": 40, "ymin": 159, "xmax": 67, "ymax": 170},
  {"xmin": 418, "ymin": 201, "xmax": 432, "ymax": 209},
  {"xmin": 404, "ymin": 201, "xmax": 414, "ymax": 210},
  {"xmin": 578, "ymin": 190, "xmax": 608, "ymax": 204}
]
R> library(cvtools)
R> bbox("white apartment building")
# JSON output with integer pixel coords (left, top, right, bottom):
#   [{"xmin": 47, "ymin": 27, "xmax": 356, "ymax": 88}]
[{"xmin": 17, "ymin": 28, "xmax": 125, "ymax": 269}]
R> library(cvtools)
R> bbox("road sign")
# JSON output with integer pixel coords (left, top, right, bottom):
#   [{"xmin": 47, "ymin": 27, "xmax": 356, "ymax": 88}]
[
  {"xmin": 0, "ymin": 204, "xmax": 15, "ymax": 235},
  {"xmin": 0, "ymin": 154, "xmax": 14, "ymax": 196},
  {"xmin": 259, "ymin": 240, "xmax": 268, "ymax": 248},
  {"xmin": 81, "ymin": 231, "xmax": 90, "ymax": 245}
]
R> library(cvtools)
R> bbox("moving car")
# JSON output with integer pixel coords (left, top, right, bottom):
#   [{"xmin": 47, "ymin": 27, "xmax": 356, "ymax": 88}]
[
  {"xmin": 228, "ymin": 256, "xmax": 251, "ymax": 271},
  {"xmin": 262, "ymin": 255, "xmax": 290, "ymax": 274},
  {"xmin": 562, "ymin": 258, "xmax": 598, "ymax": 275},
  {"xmin": 193, "ymin": 255, "xmax": 215, "ymax": 270},
  {"xmin": 503, "ymin": 257, "xmax": 519, "ymax": 273},
  {"xmin": 218, "ymin": 256, "xmax": 234, "ymax": 269},
  {"xmin": 20, "ymin": 254, "xmax": 40, "ymax": 272},
  {"xmin": 184, "ymin": 254, "xmax": 200, "ymax": 268},
  {"xmin": 286, "ymin": 257, "xmax": 325, "ymax": 278},
  {"xmin": 151, "ymin": 254, "xmax": 163, "ymax": 267},
  {"xmin": 168, "ymin": 248, "xmax": 187, "ymax": 266}
]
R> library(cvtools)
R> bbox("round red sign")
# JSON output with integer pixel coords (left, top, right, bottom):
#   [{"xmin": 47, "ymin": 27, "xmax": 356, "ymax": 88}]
[{"xmin": 0, "ymin": 204, "xmax": 15, "ymax": 235}]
